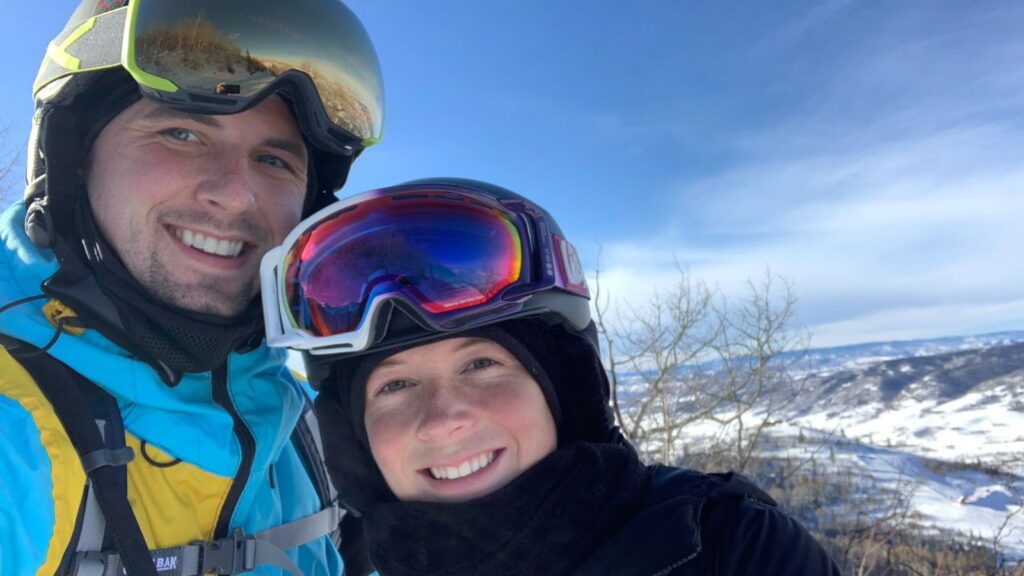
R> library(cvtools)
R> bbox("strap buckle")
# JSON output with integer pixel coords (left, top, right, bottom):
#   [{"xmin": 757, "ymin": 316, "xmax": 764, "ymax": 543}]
[
  {"xmin": 198, "ymin": 529, "xmax": 256, "ymax": 575},
  {"xmin": 70, "ymin": 551, "xmax": 122, "ymax": 576},
  {"xmin": 81, "ymin": 446, "xmax": 135, "ymax": 472}
]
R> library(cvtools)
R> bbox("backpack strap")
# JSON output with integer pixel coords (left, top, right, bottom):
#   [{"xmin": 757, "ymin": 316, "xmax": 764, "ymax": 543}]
[
  {"xmin": 290, "ymin": 394, "xmax": 343, "ymax": 545},
  {"xmin": 4, "ymin": 338, "xmax": 344, "ymax": 575},
  {"xmin": 292, "ymin": 390, "xmax": 375, "ymax": 575},
  {"xmin": 104, "ymin": 509, "xmax": 342, "ymax": 576},
  {"xmin": 71, "ymin": 375, "xmax": 130, "ymax": 576},
  {"xmin": 93, "ymin": 396, "xmax": 345, "ymax": 576},
  {"xmin": 10, "ymin": 342, "xmax": 157, "ymax": 576}
]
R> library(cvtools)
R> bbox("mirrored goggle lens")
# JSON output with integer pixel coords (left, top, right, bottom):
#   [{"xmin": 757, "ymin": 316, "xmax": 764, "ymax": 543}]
[
  {"xmin": 284, "ymin": 194, "xmax": 524, "ymax": 337},
  {"xmin": 131, "ymin": 0, "xmax": 383, "ymax": 142}
]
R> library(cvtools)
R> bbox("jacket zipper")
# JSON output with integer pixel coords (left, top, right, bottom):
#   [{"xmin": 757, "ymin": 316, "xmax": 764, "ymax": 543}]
[
  {"xmin": 651, "ymin": 549, "xmax": 699, "ymax": 576},
  {"xmin": 211, "ymin": 362, "xmax": 256, "ymax": 538}
]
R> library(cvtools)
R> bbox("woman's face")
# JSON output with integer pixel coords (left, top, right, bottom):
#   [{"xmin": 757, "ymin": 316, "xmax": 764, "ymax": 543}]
[{"xmin": 363, "ymin": 337, "xmax": 558, "ymax": 503}]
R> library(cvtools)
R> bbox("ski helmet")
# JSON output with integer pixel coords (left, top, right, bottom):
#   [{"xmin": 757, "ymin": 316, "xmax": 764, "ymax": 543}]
[{"xmin": 25, "ymin": 0, "xmax": 384, "ymax": 247}]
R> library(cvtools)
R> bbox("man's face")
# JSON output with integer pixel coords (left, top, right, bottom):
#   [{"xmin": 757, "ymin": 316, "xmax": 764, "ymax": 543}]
[{"xmin": 87, "ymin": 95, "xmax": 309, "ymax": 317}]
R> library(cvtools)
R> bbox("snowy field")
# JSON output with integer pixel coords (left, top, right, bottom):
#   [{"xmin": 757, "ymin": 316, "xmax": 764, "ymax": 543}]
[
  {"xmin": 619, "ymin": 333, "xmax": 1024, "ymax": 559},
  {"xmin": 775, "ymin": 423, "xmax": 1024, "ymax": 558}
]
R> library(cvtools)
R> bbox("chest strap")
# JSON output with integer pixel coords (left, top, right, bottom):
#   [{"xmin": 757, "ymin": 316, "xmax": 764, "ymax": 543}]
[{"xmin": 70, "ymin": 505, "xmax": 343, "ymax": 576}]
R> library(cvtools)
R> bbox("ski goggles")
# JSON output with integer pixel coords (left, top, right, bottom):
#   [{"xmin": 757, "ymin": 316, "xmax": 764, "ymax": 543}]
[
  {"xmin": 36, "ymin": 0, "xmax": 383, "ymax": 154},
  {"xmin": 262, "ymin": 183, "xmax": 591, "ymax": 355}
]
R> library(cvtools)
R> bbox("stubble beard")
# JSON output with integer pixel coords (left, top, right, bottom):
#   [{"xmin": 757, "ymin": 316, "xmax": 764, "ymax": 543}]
[
  {"xmin": 122, "ymin": 211, "xmax": 270, "ymax": 318},
  {"xmin": 141, "ymin": 256, "xmax": 258, "ymax": 317}
]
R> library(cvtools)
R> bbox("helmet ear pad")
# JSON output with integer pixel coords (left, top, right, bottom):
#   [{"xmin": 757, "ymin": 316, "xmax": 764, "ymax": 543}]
[
  {"xmin": 27, "ymin": 70, "xmax": 141, "ymax": 246},
  {"xmin": 26, "ymin": 106, "xmax": 83, "ymax": 248}
]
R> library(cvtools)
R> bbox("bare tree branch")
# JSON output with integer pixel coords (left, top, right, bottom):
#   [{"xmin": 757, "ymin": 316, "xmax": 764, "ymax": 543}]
[{"xmin": 591, "ymin": 259, "xmax": 811, "ymax": 470}]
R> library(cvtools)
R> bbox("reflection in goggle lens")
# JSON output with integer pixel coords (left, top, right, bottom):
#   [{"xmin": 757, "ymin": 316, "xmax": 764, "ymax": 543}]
[
  {"xmin": 284, "ymin": 196, "xmax": 524, "ymax": 337},
  {"xmin": 132, "ymin": 0, "xmax": 383, "ymax": 141}
]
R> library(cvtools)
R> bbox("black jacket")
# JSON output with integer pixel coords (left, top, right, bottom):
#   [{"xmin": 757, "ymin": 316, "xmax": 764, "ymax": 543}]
[
  {"xmin": 340, "ymin": 462, "xmax": 841, "ymax": 576},
  {"xmin": 577, "ymin": 465, "xmax": 842, "ymax": 576}
]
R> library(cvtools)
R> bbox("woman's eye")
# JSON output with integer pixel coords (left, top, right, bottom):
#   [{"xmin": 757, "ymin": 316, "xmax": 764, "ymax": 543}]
[
  {"xmin": 465, "ymin": 358, "xmax": 497, "ymax": 372},
  {"xmin": 163, "ymin": 127, "xmax": 199, "ymax": 142},
  {"xmin": 377, "ymin": 380, "xmax": 412, "ymax": 395}
]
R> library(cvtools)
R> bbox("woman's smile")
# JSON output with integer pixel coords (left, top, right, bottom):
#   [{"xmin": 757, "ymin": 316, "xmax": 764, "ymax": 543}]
[{"xmin": 425, "ymin": 449, "xmax": 500, "ymax": 481}]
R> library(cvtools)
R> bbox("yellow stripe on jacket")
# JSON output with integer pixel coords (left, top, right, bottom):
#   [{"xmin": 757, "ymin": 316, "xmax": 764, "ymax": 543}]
[
  {"xmin": 1, "ymin": 349, "xmax": 234, "ymax": 565},
  {"xmin": 125, "ymin": 434, "xmax": 233, "ymax": 548},
  {"xmin": 0, "ymin": 349, "xmax": 86, "ymax": 576}
]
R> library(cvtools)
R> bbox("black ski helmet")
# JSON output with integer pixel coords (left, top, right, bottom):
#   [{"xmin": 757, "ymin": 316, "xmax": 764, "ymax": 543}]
[
  {"xmin": 19, "ymin": 0, "xmax": 384, "ymax": 383},
  {"xmin": 25, "ymin": 0, "xmax": 384, "ymax": 247}
]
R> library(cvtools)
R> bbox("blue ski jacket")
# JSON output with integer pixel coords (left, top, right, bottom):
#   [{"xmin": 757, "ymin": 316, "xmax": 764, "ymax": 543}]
[{"xmin": 0, "ymin": 201, "xmax": 344, "ymax": 575}]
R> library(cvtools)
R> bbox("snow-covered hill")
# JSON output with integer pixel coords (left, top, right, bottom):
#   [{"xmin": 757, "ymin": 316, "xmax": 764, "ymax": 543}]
[
  {"xmin": 622, "ymin": 331, "xmax": 1024, "ymax": 558},
  {"xmin": 792, "ymin": 337, "xmax": 1024, "ymax": 471},
  {"xmin": 800, "ymin": 330, "xmax": 1024, "ymax": 375},
  {"xmin": 780, "ymin": 334, "xmax": 1024, "ymax": 556}
]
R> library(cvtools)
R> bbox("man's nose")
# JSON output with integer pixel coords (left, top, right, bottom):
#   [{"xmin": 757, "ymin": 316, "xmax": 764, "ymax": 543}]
[{"xmin": 196, "ymin": 155, "xmax": 258, "ymax": 214}]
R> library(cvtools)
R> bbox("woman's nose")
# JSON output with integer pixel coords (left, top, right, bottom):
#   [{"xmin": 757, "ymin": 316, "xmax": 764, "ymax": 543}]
[{"xmin": 415, "ymin": 385, "xmax": 477, "ymax": 443}]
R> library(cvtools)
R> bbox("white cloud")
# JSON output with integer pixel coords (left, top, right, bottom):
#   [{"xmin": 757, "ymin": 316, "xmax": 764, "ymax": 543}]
[
  {"xmin": 587, "ymin": 118, "xmax": 1024, "ymax": 347},
  {"xmin": 808, "ymin": 300, "xmax": 1024, "ymax": 348}
]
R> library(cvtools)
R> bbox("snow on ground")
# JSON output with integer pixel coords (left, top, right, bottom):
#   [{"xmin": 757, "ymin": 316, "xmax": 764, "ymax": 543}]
[
  {"xmin": 621, "ymin": 334, "xmax": 1024, "ymax": 557},
  {"xmin": 771, "ymin": 423, "xmax": 1024, "ymax": 557},
  {"xmin": 793, "ymin": 384, "xmax": 1024, "ymax": 473},
  {"xmin": 665, "ymin": 413, "xmax": 1024, "ymax": 557}
]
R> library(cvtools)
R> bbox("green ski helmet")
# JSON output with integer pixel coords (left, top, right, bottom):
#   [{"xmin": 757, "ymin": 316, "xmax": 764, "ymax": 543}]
[{"xmin": 25, "ymin": 0, "xmax": 384, "ymax": 247}]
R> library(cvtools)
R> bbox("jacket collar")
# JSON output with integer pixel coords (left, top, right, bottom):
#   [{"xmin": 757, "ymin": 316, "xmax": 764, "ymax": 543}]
[
  {"xmin": 575, "ymin": 465, "xmax": 724, "ymax": 575},
  {"xmin": 0, "ymin": 201, "xmax": 300, "ymax": 476}
]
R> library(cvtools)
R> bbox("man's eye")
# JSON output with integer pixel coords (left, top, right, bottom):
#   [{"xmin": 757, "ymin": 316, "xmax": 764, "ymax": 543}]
[
  {"xmin": 465, "ymin": 358, "xmax": 497, "ymax": 372},
  {"xmin": 163, "ymin": 127, "xmax": 199, "ymax": 142},
  {"xmin": 258, "ymin": 153, "xmax": 294, "ymax": 172}
]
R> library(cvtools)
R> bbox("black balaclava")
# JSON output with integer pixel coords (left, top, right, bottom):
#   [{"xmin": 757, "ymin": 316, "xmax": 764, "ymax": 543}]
[
  {"xmin": 33, "ymin": 70, "xmax": 316, "ymax": 384},
  {"xmin": 315, "ymin": 317, "xmax": 626, "ymax": 514}
]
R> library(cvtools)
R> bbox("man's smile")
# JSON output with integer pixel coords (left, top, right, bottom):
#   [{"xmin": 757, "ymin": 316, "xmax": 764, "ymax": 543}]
[{"xmin": 169, "ymin": 225, "xmax": 250, "ymax": 259}]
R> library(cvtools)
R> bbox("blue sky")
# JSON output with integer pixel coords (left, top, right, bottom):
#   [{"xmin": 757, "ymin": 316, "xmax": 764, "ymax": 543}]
[{"xmin": 2, "ymin": 1, "xmax": 1022, "ymax": 347}]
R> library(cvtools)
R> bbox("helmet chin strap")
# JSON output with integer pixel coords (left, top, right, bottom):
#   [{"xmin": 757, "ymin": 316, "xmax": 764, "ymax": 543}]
[{"xmin": 24, "ymin": 176, "xmax": 53, "ymax": 248}]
